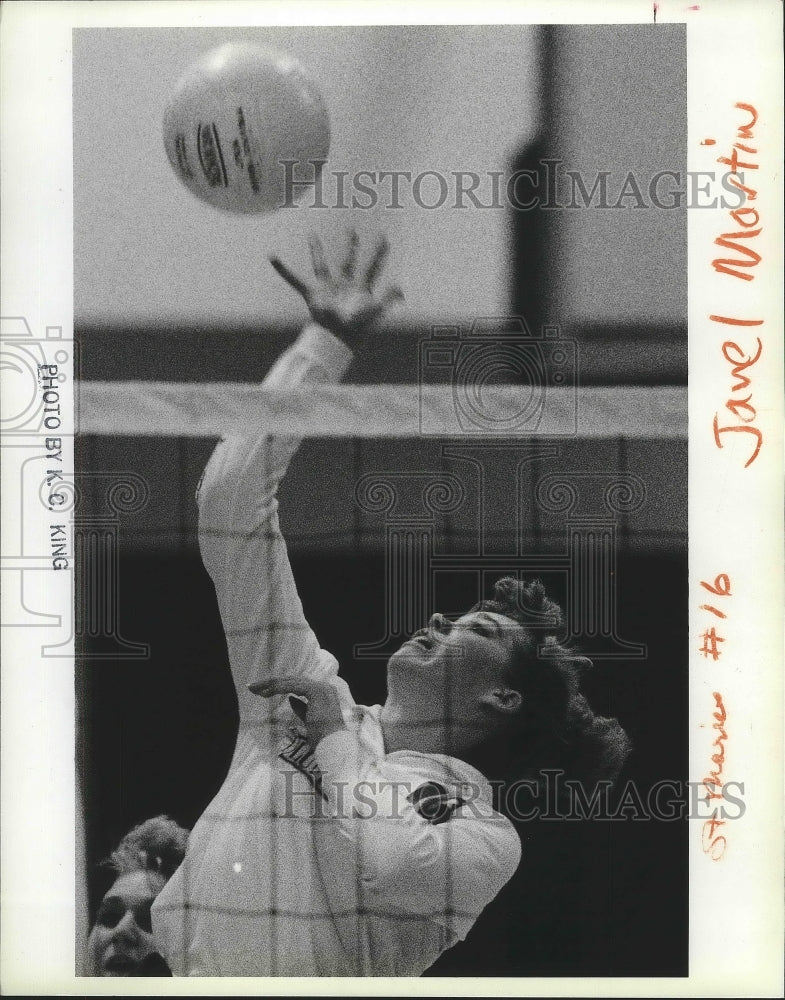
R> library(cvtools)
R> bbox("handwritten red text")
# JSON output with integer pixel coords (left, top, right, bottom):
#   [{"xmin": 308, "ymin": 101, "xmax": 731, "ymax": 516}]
[
  {"xmin": 708, "ymin": 103, "xmax": 764, "ymax": 467},
  {"xmin": 701, "ymin": 692, "xmax": 728, "ymax": 860}
]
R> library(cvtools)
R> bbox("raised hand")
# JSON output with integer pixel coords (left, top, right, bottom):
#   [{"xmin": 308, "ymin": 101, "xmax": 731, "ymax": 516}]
[
  {"xmin": 270, "ymin": 230, "xmax": 404, "ymax": 350},
  {"xmin": 248, "ymin": 675, "xmax": 348, "ymax": 748}
]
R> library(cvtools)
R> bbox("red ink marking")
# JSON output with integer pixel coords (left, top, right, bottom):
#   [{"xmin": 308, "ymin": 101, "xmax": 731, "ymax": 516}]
[
  {"xmin": 735, "ymin": 103, "xmax": 758, "ymax": 139},
  {"xmin": 699, "ymin": 576, "xmax": 731, "ymax": 650},
  {"xmin": 701, "ymin": 693, "xmax": 728, "ymax": 860},
  {"xmin": 731, "ymin": 205, "xmax": 760, "ymax": 228},
  {"xmin": 712, "ymin": 104, "xmax": 761, "ymax": 281},
  {"xmin": 702, "ymin": 812, "xmax": 726, "ymax": 859},
  {"xmin": 722, "ymin": 338, "xmax": 762, "ymax": 392},
  {"xmin": 712, "ymin": 229, "xmax": 762, "ymax": 281},
  {"xmin": 709, "ymin": 314, "xmax": 763, "ymax": 326},
  {"xmin": 713, "ymin": 338, "xmax": 763, "ymax": 467},
  {"xmin": 725, "ymin": 173, "xmax": 757, "ymax": 201},
  {"xmin": 701, "ymin": 138, "xmax": 716, "ymax": 146},
  {"xmin": 699, "ymin": 628, "xmax": 724, "ymax": 661},
  {"xmin": 717, "ymin": 148, "xmax": 759, "ymax": 173},
  {"xmin": 713, "ymin": 418, "xmax": 763, "ymax": 468},
  {"xmin": 700, "ymin": 573, "xmax": 731, "ymax": 597}
]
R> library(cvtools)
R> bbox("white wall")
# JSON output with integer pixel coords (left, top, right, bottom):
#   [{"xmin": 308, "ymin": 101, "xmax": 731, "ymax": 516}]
[{"xmin": 74, "ymin": 26, "xmax": 539, "ymax": 328}]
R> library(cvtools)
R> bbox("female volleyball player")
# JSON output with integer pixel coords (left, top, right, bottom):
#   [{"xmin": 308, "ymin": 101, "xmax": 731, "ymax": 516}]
[
  {"xmin": 86, "ymin": 815, "xmax": 188, "ymax": 976},
  {"xmin": 150, "ymin": 232, "xmax": 630, "ymax": 977}
]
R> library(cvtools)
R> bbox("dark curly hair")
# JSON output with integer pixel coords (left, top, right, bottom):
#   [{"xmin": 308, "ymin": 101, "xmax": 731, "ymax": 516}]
[
  {"xmin": 470, "ymin": 577, "xmax": 632, "ymax": 795},
  {"xmin": 103, "ymin": 815, "xmax": 189, "ymax": 881}
]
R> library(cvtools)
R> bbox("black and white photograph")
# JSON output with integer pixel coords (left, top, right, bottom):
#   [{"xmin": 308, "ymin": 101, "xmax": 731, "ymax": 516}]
[{"xmin": 0, "ymin": 1, "xmax": 782, "ymax": 994}]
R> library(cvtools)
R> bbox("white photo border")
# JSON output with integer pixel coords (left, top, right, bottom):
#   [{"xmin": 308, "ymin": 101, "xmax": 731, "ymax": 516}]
[{"xmin": 1, "ymin": 0, "xmax": 782, "ymax": 995}]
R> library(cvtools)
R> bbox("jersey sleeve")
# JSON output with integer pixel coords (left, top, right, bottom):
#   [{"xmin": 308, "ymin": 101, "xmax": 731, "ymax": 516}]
[
  {"xmin": 313, "ymin": 730, "xmax": 522, "ymax": 941},
  {"xmin": 196, "ymin": 324, "xmax": 355, "ymax": 727}
]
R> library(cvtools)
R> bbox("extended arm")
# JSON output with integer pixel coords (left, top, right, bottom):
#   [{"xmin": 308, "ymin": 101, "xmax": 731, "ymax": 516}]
[
  {"xmin": 197, "ymin": 325, "xmax": 353, "ymax": 727},
  {"xmin": 197, "ymin": 233, "xmax": 402, "ymax": 729}
]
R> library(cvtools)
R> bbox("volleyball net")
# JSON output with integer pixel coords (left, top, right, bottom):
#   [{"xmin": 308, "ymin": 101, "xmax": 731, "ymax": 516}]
[{"xmin": 77, "ymin": 382, "xmax": 685, "ymax": 438}]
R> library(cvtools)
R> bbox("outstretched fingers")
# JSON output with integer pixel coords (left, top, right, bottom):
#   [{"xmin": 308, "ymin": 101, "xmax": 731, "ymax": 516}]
[
  {"xmin": 270, "ymin": 257, "xmax": 311, "ymax": 303},
  {"xmin": 341, "ymin": 228, "xmax": 359, "ymax": 279},
  {"xmin": 271, "ymin": 233, "xmax": 401, "ymax": 343},
  {"xmin": 379, "ymin": 285, "xmax": 405, "ymax": 308},
  {"xmin": 308, "ymin": 235, "xmax": 335, "ymax": 287},
  {"xmin": 356, "ymin": 286, "xmax": 405, "ymax": 329},
  {"xmin": 364, "ymin": 235, "xmax": 389, "ymax": 291}
]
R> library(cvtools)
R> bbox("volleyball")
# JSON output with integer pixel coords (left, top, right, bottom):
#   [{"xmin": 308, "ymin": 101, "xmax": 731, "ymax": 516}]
[{"xmin": 162, "ymin": 42, "xmax": 330, "ymax": 214}]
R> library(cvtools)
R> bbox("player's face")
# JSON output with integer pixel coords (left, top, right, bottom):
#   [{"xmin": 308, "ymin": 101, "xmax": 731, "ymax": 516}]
[
  {"xmin": 86, "ymin": 870, "xmax": 166, "ymax": 976},
  {"xmin": 386, "ymin": 610, "xmax": 523, "ymax": 724}
]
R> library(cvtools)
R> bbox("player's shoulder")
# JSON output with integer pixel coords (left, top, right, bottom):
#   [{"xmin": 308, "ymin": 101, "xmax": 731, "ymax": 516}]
[
  {"xmin": 448, "ymin": 792, "xmax": 522, "ymax": 884},
  {"xmin": 385, "ymin": 750, "xmax": 519, "ymax": 833},
  {"xmin": 407, "ymin": 779, "xmax": 468, "ymax": 825},
  {"xmin": 406, "ymin": 774, "xmax": 522, "ymax": 882}
]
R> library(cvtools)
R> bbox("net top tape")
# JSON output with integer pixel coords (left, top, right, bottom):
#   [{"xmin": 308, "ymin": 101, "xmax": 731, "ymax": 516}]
[{"xmin": 77, "ymin": 382, "xmax": 686, "ymax": 438}]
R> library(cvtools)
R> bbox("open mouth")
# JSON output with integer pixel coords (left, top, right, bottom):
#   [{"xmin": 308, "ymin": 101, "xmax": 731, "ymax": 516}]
[
  {"xmin": 103, "ymin": 954, "xmax": 139, "ymax": 975},
  {"xmin": 391, "ymin": 629, "xmax": 443, "ymax": 664}
]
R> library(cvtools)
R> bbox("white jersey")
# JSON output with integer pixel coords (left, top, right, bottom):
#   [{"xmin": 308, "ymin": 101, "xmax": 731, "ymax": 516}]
[{"xmin": 151, "ymin": 325, "xmax": 521, "ymax": 977}]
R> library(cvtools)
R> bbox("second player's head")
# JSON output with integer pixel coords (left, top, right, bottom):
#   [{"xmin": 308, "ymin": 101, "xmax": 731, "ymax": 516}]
[{"xmin": 86, "ymin": 815, "xmax": 188, "ymax": 976}]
